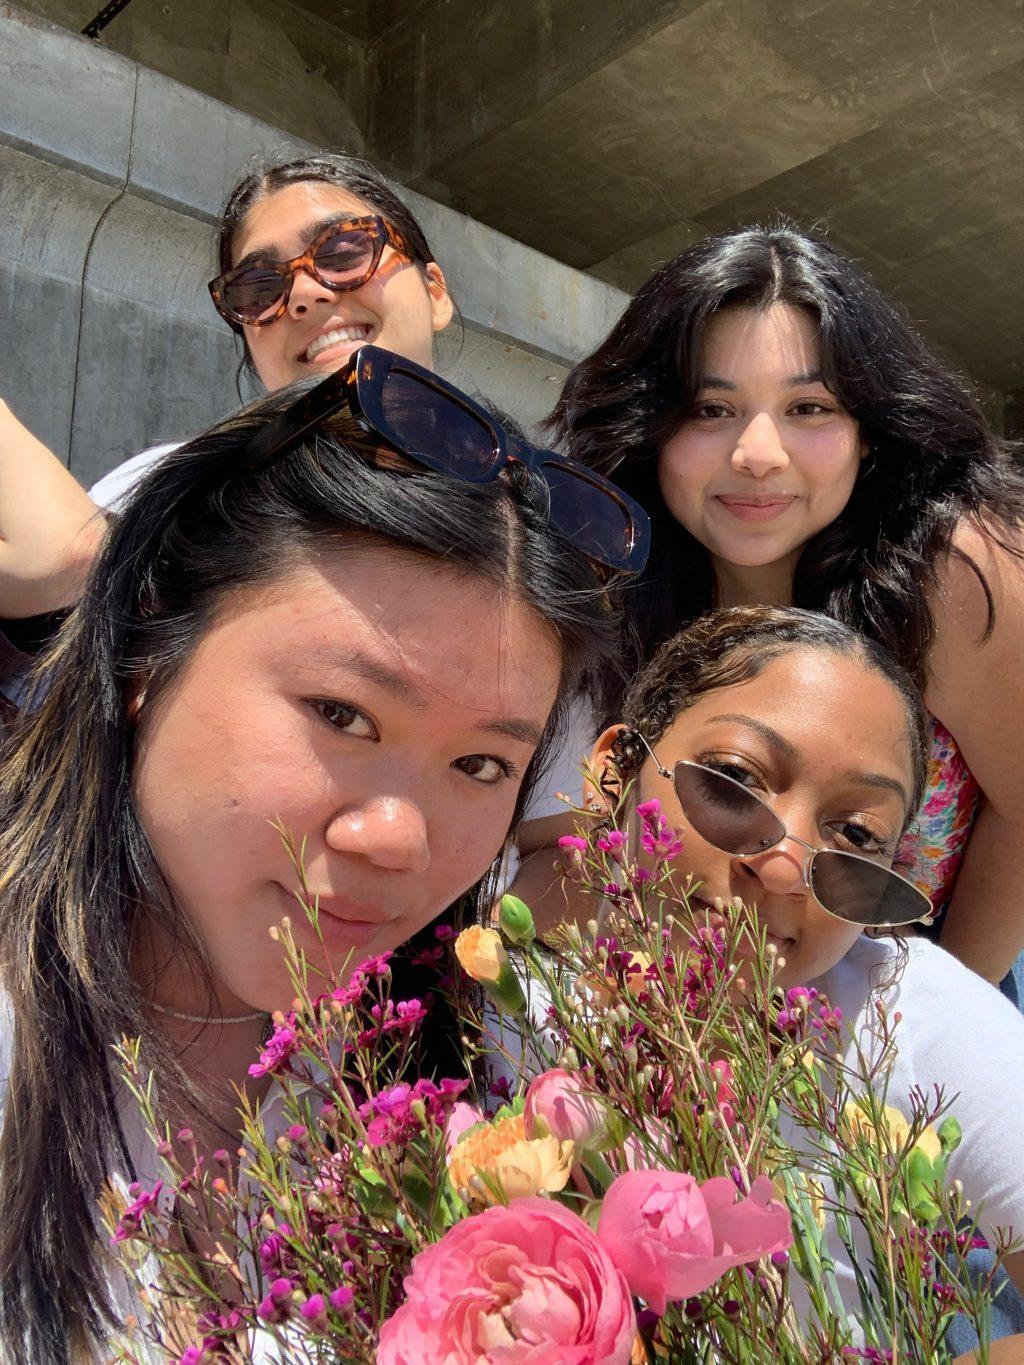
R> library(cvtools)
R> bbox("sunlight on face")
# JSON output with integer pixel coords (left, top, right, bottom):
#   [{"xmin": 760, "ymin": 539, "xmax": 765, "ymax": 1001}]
[
  {"xmin": 601, "ymin": 649, "xmax": 916, "ymax": 988},
  {"xmin": 133, "ymin": 546, "xmax": 561, "ymax": 1013},
  {"xmin": 234, "ymin": 181, "xmax": 452, "ymax": 391},
  {"xmin": 658, "ymin": 304, "xmax": 866, "ymax": 604}
]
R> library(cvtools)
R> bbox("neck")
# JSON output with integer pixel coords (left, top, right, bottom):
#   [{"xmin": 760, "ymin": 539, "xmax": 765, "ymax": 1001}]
[{"xmin": 712, "ymin": 554, "xmax": 796, "ymax": 608}]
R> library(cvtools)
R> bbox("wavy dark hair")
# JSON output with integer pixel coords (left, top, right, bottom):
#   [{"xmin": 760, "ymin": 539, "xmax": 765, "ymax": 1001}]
[
  {"xmin": 550, "ymin": 220, "xmax": 1024, "ymax": 688},
  {"xmin": 611, "ymin": 605, "xmax": 930, "ymax": 830},
  {"xmin": 215, "ymin": 150, "xmax": 449, "ymax": 384},
  {"xmin": 0, "ymin": 384, "xmax": 618, "ymax": 1362}
]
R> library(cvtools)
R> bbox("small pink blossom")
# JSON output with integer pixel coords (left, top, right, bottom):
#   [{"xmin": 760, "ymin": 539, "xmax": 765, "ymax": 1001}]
[
  {"xmin": 248, "ymin": 1024, "xmax": 298, "ymax": 1079},
  {"xmin": 378, "ymin": 1197, "xmax": 635, "ymax": 1364},
  {"xmin": 597, "ymin": 1169, "xmax": 792, "ymax": 1314},
  {"xmin": 525, "ymin": 1068, "xmax": 606, "ymax": 1147},
  {"xmin": 111, "ymin": 1180, "xmax": 163, "ymax": 1244}
]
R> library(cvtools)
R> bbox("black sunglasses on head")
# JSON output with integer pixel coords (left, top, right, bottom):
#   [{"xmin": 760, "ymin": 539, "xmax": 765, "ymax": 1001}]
[
  {"xmin": 636, "ymin": 738, "xmax": 932, "ymax": 929},
  {"xmin": 245, "ymin": 345, "xmax": 651, "ymax": 574}
]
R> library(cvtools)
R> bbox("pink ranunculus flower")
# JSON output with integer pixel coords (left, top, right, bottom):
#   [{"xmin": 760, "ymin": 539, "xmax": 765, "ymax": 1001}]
[
  {"xmin": 596, "ymin": 1169, "xmax": 792, "ymax": 1314},
  {"xmin": 524, "ymin": 1068, "xmax": 606, "ymax": 1147},
  {"xmin": 377, "ymin": 1196, "xmax": 636, "ymax": 1364}
]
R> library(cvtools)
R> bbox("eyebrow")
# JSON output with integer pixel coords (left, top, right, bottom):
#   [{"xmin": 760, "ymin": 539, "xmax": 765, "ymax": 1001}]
[
  {"xmin": 309, "ymin": 647, "xmax": 544, "ymax": 747},
  {"xmin": 231, "ymin": 214, "xmax": 360, "ymax": 272},
  {"xmin": 698, "ymin": 370, "xmax": 826, "ymax": 391},
  {"xmin": 704, "ymin": 713, "xmax": 909, "ymax": 808}
]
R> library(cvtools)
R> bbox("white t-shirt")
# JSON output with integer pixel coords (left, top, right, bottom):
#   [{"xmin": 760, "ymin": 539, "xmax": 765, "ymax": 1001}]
[{"xmin": 88, "ymin": 442, "xmax": 182, "ymax": 512}]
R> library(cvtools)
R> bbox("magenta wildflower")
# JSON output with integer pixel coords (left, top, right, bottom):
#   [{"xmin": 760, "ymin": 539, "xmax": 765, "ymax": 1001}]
[
  {"xmin": 111, "ymin": 1180, "xmax": 163, "ymax": 1244},
  {"xmin": 558, "ymin": 834, "xmax": 589, "ymax": 853},
  {"xmin": 356, "ymin": 952, "xmax": 392, "ymax": 978},
  {"xmin": 300, "ymin": 1292, "xmax": 328, "ymax": 1328},
  {"xmin": 329, "ymin": 1284, "xmax": 355, "ymax": 1312},
  {"xmin": 248, "ymin": 1023, "xmax": 298, "ymax": 1079}
]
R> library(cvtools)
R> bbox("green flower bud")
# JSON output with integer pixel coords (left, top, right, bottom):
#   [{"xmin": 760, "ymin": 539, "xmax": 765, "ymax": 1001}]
[
  {"xmin": 938, "ymin": 1115, "xmax": 963, "ymax": 1155},
  {"xmin": 499, "ymin": 894, "xmax": 536, "ymax": 947}
]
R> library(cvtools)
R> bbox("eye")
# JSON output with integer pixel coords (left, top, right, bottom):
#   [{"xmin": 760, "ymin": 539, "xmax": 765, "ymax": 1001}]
[
  {"xmin": 309, "ymin": 699, "xmax": 378, "ymax": 739},
  {"xmin": 690, "ymin": 401, "xmax": 733, "ymax": 421},
  {"xmin": 826, "ymin": 819, "xmax": 894, "ymax": 858},
  {"xmin": 788, "ymin": 400, "xmax": 835, "ymax": 417},
  {"xmin": 699, "ymin": 754, "xmax": 767, "ymax": 792},
  {"xmin": 453, "ymin": 754, "xmax": 518, "ymax": 785}
]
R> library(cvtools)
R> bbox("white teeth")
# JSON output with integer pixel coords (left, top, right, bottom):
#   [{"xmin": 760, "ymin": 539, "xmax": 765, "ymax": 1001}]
[{"xmin": 304, "ymin": 325, "xmax": 370, "ymax": 362}]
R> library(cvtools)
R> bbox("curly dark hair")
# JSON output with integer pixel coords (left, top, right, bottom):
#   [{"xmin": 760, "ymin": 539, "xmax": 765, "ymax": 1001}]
[
  {"xmin": 550, "ymin": 220, "xmax": 1024, "ymax": 690},
  {"xmin": 611, "ymin": 606, "xmax": 930, "ymax": 833}
]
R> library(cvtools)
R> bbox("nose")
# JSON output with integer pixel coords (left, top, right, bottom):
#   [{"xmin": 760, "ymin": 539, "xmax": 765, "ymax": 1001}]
[
  {"xmin": 731, "ymin": 412, "xmax": 789, "ymax": 478},
  {"xmin": 286, "ymin": 265, "xmax": 340, "ymax": 317},
  {"xmin": 740, "ymin": 838, "xmax": 809, "ymax": 897},
  {"xmin": 325, "ymin": 794, "xmax": 431, "ymax": 873}
]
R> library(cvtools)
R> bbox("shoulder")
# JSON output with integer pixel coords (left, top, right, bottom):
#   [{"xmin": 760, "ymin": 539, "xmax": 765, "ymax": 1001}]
[
  {"xmin": 926, "ymin": 515, "xmax": 1024, "ymax": 711},
  {"xmin": 88, "ymin": 442, "xmax": 183, "ymax": 512}
]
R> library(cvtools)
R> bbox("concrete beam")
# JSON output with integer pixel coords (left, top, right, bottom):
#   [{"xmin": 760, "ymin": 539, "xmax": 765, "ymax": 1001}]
[
  {"xmin": 0, "ymin": 4, "xmax": 627, "ymax": 476},
  {"xmin": 369, "ymin": 0, "xmax": 702, "ymax": 181}
]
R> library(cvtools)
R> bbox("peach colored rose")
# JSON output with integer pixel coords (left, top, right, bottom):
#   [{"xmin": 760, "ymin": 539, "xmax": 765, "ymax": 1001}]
[
  {"xmin": 597, "ymin": 1169, "xmax": 792, "ymax": 1314},
  {"xmin": 447, "ymin": 1111, "xmax": 574, "ymax": 1206},
  {"xmin": 377, "ymin": 1197, "xmax": 636, "ymax": 1364}
]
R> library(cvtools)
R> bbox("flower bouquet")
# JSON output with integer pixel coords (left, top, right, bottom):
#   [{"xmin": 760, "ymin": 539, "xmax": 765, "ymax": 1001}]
[{"xmin": 107, "ymin": 804, "xmax": 1013, "ymax": 1363}]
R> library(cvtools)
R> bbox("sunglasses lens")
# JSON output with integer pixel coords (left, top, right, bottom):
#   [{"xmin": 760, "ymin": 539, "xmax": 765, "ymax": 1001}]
[
  {"xmin": 222, "ymin": 268, "xmax": 289, "ymax": 324},
  {"xmin": 537, "ymin": 462, "xmax": 636, "ymax": 569},
  {"xmin": 810, "ymin": 852, "xmax": 930, "ymax": 927},
  {"xmin": 313, "ymin": 226, "xmax": 378, "ymax": 286},
  {"xmin": 673, "ymin": 763, "xmax": 784, "ymax": 855},
  {"xmin": 378, "ymin": 371, "xmax": 502, "ymax": 479}
]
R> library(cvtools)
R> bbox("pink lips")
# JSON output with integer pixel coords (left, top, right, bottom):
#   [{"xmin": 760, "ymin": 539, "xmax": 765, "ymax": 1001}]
[{"xmin": 714, "ymin": 495, "xmax": 795, "ymax": 524}]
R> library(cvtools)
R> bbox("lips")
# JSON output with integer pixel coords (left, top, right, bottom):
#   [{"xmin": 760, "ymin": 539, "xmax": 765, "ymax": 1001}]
[{"xmin": 714, "ymin": 494, "xmax": 796, "ymax": 524}]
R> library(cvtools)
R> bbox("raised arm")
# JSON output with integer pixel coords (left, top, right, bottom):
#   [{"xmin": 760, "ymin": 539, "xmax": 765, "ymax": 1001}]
[
  {"xmin": 927, "ymin": 519, "xmax": 1024, "ymax": 983},
  {"xmin": 0, "ymin": 400, "xmax": 106, "ymax": 617}
]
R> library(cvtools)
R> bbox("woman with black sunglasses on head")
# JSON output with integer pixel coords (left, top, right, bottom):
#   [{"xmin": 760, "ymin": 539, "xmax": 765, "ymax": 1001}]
[
  {"xmin": 584, "ymin": 605, "xmax": 1024, "ymax": 1333},
  {"xmin": 0, "ymin": 152, "xmax": 456, "ymax": 704},
  {"xmin": 513, "ymin": 222, "xmax": 1024, "ymax": 992},
  {"xmin": 0, "ymin": 355, "xmax": 636, "ymax": 1361}
]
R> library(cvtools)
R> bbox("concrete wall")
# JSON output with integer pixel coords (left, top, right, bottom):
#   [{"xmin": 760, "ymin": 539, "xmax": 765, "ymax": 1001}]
[{"xmin": 0, "ymin": 4, "xmax": 628, "ymax": 484}]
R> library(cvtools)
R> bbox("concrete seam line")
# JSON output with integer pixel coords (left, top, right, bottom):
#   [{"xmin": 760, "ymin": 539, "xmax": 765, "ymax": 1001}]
[{"xmin": 68, "ymin": 63, "xmax": 140, "ymax": 475}]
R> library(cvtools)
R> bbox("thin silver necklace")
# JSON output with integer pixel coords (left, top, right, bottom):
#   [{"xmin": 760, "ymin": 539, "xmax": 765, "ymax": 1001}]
[{"xmin": 149, "ymin": 1000, "xmax": 267, "ymax": 1026}]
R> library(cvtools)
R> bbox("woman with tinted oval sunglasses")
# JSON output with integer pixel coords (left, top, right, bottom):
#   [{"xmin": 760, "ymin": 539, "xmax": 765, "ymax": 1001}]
[{"xmin": 583, "ymin": 605, "xmax": 1024, "ymax": 1323}]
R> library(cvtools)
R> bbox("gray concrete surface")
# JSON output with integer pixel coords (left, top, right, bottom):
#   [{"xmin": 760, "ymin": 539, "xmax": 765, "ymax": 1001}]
[{"xmin": 0, "ymin": 4, "xmax": 628, "ymax": 482}]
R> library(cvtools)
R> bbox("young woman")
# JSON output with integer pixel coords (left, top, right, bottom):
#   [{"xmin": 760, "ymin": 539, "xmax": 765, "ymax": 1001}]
[
  {"xmin": 517, "ymin": 223, "xmax": 1024, "ymax": 985},
  {"xmin": 587, "ymin": 605, "xmax": 1024, "ymax": 1333},
  {"xmin": 0, "ymin": 152, "xmax": 455, "ymax": 690},
  {"xmin": 0, "ymin": 350, "xmax": 638, "ymax": 1362}
]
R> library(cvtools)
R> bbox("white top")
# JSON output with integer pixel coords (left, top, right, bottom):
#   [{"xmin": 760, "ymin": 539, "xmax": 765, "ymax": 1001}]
[
  {"xmin": 522, "ymin": 695, "xmax": 598, "ymax": 821},
  {"xmin": 89, "ymin": 442, "xmax": 182, "ymax": 512}
]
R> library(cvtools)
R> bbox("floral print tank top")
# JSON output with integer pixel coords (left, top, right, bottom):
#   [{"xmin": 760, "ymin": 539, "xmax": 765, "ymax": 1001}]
[{"xmin": 895, "ymin": 716, "xmax": 981, "ymax": 912}]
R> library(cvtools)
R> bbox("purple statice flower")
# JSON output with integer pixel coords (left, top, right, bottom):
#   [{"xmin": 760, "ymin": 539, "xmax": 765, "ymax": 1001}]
[
  {"xmin": 249, "ymin": 1022, "xmax": 298, "ymax": 1079},
  {"xmin": 111, "ymin": 1180, "xmax": 163, "ymax": 1244}
]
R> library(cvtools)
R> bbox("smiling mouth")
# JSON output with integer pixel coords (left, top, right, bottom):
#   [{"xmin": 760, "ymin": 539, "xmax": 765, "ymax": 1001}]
[
  {"xmin": 302, "ymin": 323, "xmax": 373, "ymax": 364},
  {"xmin": 714, "ymin": 495, "xmax": 796, "ymax": 524}
]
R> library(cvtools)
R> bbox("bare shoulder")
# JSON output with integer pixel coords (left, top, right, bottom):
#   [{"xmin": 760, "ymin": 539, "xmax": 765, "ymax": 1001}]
[{"xmin": 931, "ymin": 517, "xmax": 1024, "ymax": 646}]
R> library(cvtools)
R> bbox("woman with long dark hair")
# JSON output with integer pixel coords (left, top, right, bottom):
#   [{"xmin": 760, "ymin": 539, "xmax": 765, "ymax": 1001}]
[
  {"xmin": 515, "ymin": 221, "xmax": 1024, "ymax": 987},
  {"xmin": 0, "ymin": 350, "xmax": 636, "ymax": 1362}
]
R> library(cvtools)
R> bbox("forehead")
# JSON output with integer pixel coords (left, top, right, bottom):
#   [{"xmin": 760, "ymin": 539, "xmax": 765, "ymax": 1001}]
[
  {"xmin": 658, "ymin": 648, "xmax": 914, "ymax": 787},
  {"xmin": 701, "ymin": 303, "xmax": 822, "ymax": 377},
  {"xmin": 232, "ymin": 181, "xmax": 375, "ymax": 262},
  {"xmin": 191, "ymin": 548, "xmax": 562, "ymax": 716}
]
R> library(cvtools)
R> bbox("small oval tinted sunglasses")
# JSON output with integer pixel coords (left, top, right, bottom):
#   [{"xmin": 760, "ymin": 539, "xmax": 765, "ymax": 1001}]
[
  {"xmin": 245, "ymin": 345, "xmax": 651, "ymax": 575},
  {"xmin": 637, "ymin": 738, "xmax": 932, "ymax": 928},
  {"xmin": 209, "ymin": 215, "xmax": 415, "ymax": 329}
]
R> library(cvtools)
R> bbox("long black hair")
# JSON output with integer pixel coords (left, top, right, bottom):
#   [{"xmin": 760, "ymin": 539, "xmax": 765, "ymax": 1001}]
[
  {"xmin": 551, "ymin": 220, "xmax": 1023, "ymax": 688},
  {"xmin": 0, "ymin": 383, "xmax": 618, "ymax": 1362}
]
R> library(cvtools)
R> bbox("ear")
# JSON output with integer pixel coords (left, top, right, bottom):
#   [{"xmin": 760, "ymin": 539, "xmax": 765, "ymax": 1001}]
[
  {"xmin": 424, "ymin": 262, "xmax": 454, "ymax": 334},
  {"xmin": 582, "ymin": 724, "xmax": 629, "ymax": 812}
]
